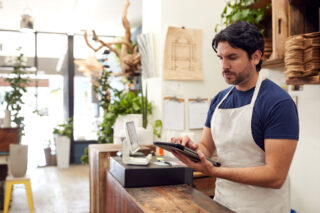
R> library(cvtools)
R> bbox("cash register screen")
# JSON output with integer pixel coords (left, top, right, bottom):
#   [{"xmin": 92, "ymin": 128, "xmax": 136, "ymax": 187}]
[{"xmin": 125, "ymin": 121, "xmax": 140, "ymax": 154}]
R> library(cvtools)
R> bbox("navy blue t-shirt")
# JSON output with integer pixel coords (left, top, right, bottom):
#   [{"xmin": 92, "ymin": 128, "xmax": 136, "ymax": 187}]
[{"xmin": 205, "ymin": 79, "xmax": 299, "ymax": 151}]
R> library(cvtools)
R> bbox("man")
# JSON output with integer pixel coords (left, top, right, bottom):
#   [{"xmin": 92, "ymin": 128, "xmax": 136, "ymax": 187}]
[{"xmin": 170, "ymin": 21, "xmax": 299, "ymax": 213}]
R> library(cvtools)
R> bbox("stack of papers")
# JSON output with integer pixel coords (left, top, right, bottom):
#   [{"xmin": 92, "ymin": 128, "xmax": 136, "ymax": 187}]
[{"xmin": 137, "ymin": 33, "xmax": 156, "ymax": 79}]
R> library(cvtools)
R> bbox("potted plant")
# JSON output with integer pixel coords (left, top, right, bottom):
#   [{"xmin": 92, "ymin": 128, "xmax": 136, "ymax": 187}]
[
  {"xmin": 2, "ymin": 48, "xmax": 30, "ymax": 177},
  {"xmin": 80, "ymin": 90, "xmax": 152, "ymax": 164},
  {"xmin": 111, "ymin": 89, "xmax": 152, "ymax": 143},
  {"xmin": 53, "ymin": 118, "xmax": 73, "ymax": 168},
  {"xmin": 3, "ymin": 48, "xmax": 30, "ymax": 142}
]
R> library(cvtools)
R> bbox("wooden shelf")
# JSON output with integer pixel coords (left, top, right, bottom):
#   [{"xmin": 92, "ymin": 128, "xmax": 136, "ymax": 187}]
[
  {"xmin": 286, "ymin": 75, "xmax": 320, "ymax": 85},
  {"xmin": 262, "ymin": 58, "xmax": 284, "ymax": 69}
]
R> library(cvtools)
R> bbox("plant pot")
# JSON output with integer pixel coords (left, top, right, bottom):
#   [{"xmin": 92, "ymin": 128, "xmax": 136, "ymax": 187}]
[
  {"xmin": 9, "ymin": 144, "xmax": 28, "ymax": 177},
  {"xmin": 55, "ymin": 135, "xmax": 71, "ymax": 168},
  {"xmin": 113, "ymin": 114, "xmax": 142, "ymax": 144},
  {"xmin": 3, "ymin": 109, "xmax": 11, "ymax": 128},
  {"xmin": 137, "ymin": 125, "xmax": 153, "ymax": 146}
]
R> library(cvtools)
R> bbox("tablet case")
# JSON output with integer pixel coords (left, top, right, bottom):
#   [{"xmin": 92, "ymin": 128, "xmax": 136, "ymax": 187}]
[
  {"xmin": 109, "ymin": 156, "xmax": 193, "ymax": 187},
  {"xmin": 153, "ymin": 142, "xmax": 221, "ymax": 167}
]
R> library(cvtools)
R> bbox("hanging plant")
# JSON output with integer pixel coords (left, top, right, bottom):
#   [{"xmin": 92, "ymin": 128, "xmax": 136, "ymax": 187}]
[{"xmin": 215, "ymin": 0, "xmax": 271, "ymax": 34}]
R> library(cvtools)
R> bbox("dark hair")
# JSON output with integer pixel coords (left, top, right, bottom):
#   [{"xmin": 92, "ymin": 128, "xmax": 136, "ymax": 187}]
[{"xmin": 212, "ymin": 21, "xmax": 264, "ymax": 72}]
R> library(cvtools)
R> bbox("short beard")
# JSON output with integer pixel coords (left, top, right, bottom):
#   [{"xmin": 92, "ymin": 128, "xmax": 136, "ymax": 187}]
[{"xmin": 223, "ymin": 69, "xmax": 252, "ymax": 85}]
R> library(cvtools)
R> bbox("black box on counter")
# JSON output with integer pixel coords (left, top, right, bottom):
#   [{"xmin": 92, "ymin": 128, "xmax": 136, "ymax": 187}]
[{"xmin": 109, "ymin": 156, "xmax": 193, "ymax": 188}]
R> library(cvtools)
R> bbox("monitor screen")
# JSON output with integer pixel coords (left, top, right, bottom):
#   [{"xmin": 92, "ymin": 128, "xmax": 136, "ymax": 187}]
[{"xmin": 125, "ymin": 121, "xmax": 140, "ymax": 154}]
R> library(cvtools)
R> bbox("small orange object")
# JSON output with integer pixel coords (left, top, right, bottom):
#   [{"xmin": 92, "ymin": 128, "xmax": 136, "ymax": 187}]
[{"xmin": 158, "ymin": 147, "xmax": 164, "ymax": 156}]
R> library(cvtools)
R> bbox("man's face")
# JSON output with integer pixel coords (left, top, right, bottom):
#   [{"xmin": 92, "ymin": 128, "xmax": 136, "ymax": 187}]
[{"xmin": 217, "ymin": 42, "xmax": 257, "ymax": 86}]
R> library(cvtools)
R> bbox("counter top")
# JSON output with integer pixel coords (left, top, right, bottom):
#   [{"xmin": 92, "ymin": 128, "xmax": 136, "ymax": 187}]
[{"xmin": 105, "ymin": 171, "xmax": 234, "ymax": 213}]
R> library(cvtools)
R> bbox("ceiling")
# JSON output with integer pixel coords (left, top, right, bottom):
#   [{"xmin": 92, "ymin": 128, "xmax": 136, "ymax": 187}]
[{"xmin": 0, "ymin": 0, "xmax": 142, "ymax": 36}]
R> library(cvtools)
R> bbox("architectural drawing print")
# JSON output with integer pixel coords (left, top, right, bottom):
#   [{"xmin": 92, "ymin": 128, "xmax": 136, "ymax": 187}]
[
  {"xmin": 171, "ymin": 37, "xmax": 193, "ymax": 71},
  {"xmin": 164, "ymin": 26, "xmax": 203, "ymax": 80}
]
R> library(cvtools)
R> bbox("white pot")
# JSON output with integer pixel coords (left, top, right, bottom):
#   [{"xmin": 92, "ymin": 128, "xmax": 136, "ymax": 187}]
[
  {"xmin": 4, "ymin": 109, "xmax": 11, "ymax": 128},
  {"xmin": 9, "ymin": 144, "xmax": 28, "ymax": 177},
  {"xmin": 55, "ymin": 135, "xmax": 71, "ymax": 168},
  {"xmin": 113, "ymin": 114, "xmax": 142, "ymax": 144},
  {"xmin": 137, "ymin": 125, "xmax": 153, "ymax": 146}
]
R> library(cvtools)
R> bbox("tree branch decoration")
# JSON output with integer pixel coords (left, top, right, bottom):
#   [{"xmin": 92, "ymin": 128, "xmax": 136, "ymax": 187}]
[{"xmin": 83, "ymin": 0, "xmax": 141, "ymax": 77}]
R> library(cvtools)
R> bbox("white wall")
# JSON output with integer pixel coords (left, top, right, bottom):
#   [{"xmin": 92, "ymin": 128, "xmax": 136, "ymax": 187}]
[
  {"xmin": 262, "ymin": 65, "xmax": 320, "ymax": 213},
  {"xmin": 143, "ymin": 1, "xmax": 320, "ymax": 212},
  {"xmin": 142, "ymin": 0, "xmax": 227, "ymax": 142},
  {"xmin": 289, "ymin": 84, "xmax": 320, "ymax": 212}
]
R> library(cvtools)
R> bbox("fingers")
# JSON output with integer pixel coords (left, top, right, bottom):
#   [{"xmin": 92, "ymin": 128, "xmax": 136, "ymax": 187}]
[
  {"xmin": 191, "ymin": 143, "xmax": 199, "ymax": 150},
  {"xmin": 197, "ymin": 149, "xmax": 206, "ymax": 162},
  {"xmin": 170, "ymin": 136, "xmax": 193, "ymax": 145},
  {"xmin": 169, "ymin": 137, "xmax": 181, "ymax": 144},
  {"xmin": 169, "ymin": 136, "xmax": 198, "ymax": 151}
]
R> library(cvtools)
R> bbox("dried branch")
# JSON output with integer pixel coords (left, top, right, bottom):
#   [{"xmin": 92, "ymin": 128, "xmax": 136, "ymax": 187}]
[{"xmin": 82, "ymin": 0, "xmax": 141, "ymax": 77}]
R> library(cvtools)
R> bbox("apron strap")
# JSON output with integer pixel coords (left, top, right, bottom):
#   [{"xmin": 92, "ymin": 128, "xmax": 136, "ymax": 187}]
[
  {"xmin": 216, "ymin": 74, "xmax": 263, "ymax": 109},
  {"xmin": 216, "ymin": 86, "xmax": 234, "ymax": 109},
  {"xmin": 249, "ymin": 74, "xmax": 263, "ymax": 107}
]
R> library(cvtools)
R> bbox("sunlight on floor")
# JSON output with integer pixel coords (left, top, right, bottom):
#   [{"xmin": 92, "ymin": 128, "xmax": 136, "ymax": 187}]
[{"xmin": 2, "ymin": 165, "xmax": 89, "ymax": 213}]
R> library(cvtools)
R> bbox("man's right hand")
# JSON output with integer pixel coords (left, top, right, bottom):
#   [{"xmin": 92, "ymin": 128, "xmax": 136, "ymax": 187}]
[{"xmin": 169, "ymin": 135, "xmax": 199, "ymax": 151}]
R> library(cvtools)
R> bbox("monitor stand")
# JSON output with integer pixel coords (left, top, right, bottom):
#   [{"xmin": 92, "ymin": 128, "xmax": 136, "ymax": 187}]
[
  {"xmin": 130, "ymin": 152, "xmax": 145, "ymax": 157},
  {"xmin": 122, "ymin": 139, "xmax": 152, "ymax": 166}
]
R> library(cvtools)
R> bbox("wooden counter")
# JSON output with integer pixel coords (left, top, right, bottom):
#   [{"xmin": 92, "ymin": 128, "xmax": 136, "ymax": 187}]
[
  {"xmin": 89, "ymin": 144, "xmax": 154, "ymax": 213},
  {"xmin": 105, "ymin": 171, "xmax": 234, "ymax": 213},
  {"xmin": 89, "ymin": 143, "xmax": 220, "ymax": 213}
]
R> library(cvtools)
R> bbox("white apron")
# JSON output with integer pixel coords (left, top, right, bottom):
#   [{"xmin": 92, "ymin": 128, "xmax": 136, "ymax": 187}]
[{"xmin": 211, "ymin": 75, "xmax": 290, "ymax": 213}]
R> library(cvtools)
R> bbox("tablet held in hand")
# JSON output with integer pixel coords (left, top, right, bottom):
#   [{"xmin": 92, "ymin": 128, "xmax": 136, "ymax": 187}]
[{"xmin": 153, "ymin": 142, "xmax": 221, "ymax": 167}]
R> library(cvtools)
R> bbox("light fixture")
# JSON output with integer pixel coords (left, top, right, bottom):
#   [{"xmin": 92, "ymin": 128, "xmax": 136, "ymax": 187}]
[
  {"xmin": 20, "ymin": 13, "xmax": 34, "ymax": 31},
  {"xmin": 20, "ymin": 0, "xmax": 34, "ymax": 32}
]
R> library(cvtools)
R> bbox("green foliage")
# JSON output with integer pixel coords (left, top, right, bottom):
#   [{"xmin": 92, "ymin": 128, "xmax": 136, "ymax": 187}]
[
  {"xmin": 215, "ymin": 0, "xmax": 271, "ymax": 33},
  {"xmin": 81, "ymin": 65, "xmax": 114, "ymax": 164},
  {"xmin": 97, "ymin": 90, "xmax": 152, "ymax": 143},
  {"xmin": 5, "ymin": 48, "xmax": 31, "ymax": 140},
  {"xmin": 80, "ymin": 147, "xmax": 88, "ymax": 164},
  {"xmin": 141, "ymin": 85, "xmax": 148, "ymax": 129},
  {"xmin": 153, "ymin": 119, "xmax": 163, "ymax": 139},
  {"xmin": 92, "ymin": 69, "xmax": 113, "ymax": 111},
  {"xmin": 53, "ymin": 118, "xmax": 73, "ymax": 139}
]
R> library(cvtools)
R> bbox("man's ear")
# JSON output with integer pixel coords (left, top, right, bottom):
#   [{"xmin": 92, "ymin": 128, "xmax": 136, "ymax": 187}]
[{"xmin": 251, "ymin": 50, "xmax": 262, "ymax": 65}]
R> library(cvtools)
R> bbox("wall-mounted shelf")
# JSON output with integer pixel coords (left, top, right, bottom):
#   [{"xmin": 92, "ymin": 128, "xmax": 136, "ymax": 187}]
[
  {"xmin": 262, "ymin": 58, "xmax": 284, "ymax": 69},
  {"xmin": 286, "ymin": 75, "xmax": 320, "ymax": 85},
  {"xmin": 260, "ymin": 0, "xmax": 320, "ymax": 84}
]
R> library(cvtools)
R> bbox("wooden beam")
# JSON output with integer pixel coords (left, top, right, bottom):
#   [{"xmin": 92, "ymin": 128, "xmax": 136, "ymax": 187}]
[{"xmin": 0, "ymin": 78, "xmax": 49, "ymax": 87}]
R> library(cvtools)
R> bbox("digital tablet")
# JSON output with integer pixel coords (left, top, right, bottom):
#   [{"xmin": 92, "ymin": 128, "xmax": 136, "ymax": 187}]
[{"xmin": 153, "ymin": 142, "xmax": 221, "ymax": 167}]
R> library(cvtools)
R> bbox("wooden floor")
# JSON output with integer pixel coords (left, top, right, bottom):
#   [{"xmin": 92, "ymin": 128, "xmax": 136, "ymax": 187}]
[{"xmin": 1, "ymin": 165, "xmax": 89, "ymax": 213}]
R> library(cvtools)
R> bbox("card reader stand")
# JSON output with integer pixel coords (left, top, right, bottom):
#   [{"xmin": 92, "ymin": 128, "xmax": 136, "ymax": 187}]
[{"xmin": 122, "ymin": 139, "xmax": 152, "ymax": 166}]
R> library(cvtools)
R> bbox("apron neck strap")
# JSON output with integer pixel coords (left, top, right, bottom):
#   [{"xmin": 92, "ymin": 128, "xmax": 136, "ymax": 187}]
[
  {"xmin": 216, "ymin": 74, "xmax": 263, "ymax": 108},
  {"xmin": 217, "ymin": 86, "xmax": 234, "ymax": 108},
  {"xmin": 250, "ymin": 74, "xmax": 263, "ymax": 107}
]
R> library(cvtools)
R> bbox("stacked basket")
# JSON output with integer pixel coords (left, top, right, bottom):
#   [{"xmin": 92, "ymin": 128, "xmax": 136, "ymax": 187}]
[
  {"xmin": 262, "ymin": 37, "xmax": 272, "ymax": 61},
  {"xmin": 285, "ymin": 32, "xmax": 320, "ymax": 82}
]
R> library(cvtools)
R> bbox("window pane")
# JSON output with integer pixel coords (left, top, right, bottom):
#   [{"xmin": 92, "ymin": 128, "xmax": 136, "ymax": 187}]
[
  {"xmin": 0, "ymin": 31, "xmax": 35, "ymax": 57},
  {"xmin": 73, "ymin": 34, "xmax": 124, "ymax": 141},
  {"xmin": 0, "ymin": 31, "xmax": 68, "ymax": 167}
]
